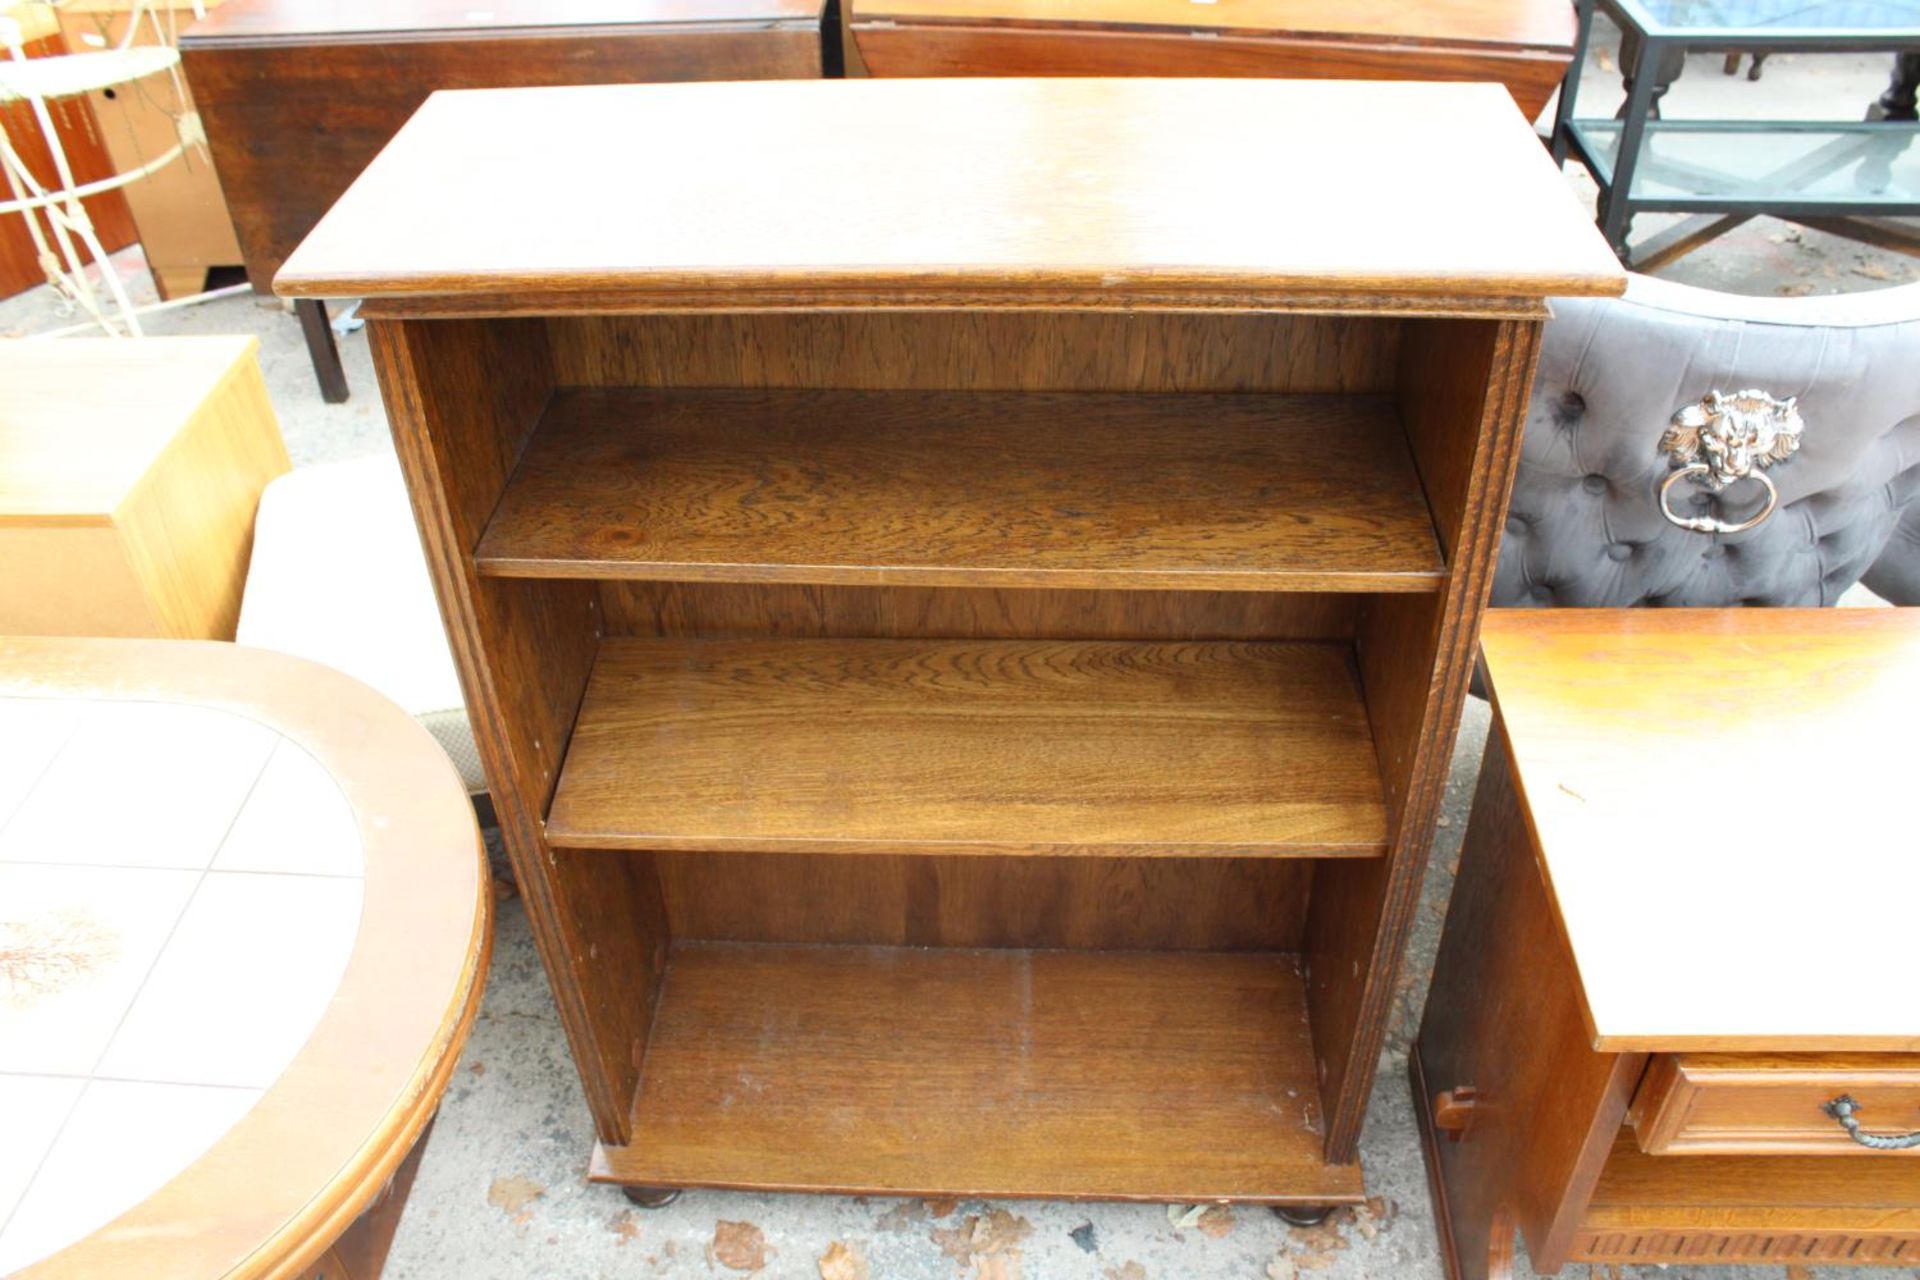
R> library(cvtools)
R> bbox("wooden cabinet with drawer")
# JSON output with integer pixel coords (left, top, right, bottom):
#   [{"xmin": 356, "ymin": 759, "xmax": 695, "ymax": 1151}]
[
  {"xmin": 1632, "ymin": 1054, "xmax": 1920, "ymax": 1156},
  {"xmin": 1413, "ymin": 609, "xmax": 1920, "ymax": 1279}
]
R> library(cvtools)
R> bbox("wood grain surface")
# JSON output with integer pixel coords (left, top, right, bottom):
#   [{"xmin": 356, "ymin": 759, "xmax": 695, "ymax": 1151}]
[
  {"xmin": 598, "ymin": 581, "xmax": 1362, "ymax": 642},
  {"xmin": 0, "ymin": 336, "xmax": 272, "ymax": 518},
  {"xmin": 545, "ymin": 638, "xmax": 1388, "ymax": 856},
  {"xmin": 1479, "ymin": 608, "xmax": 1920, "ymax": 1052},
  {"xmin": 0, "ymin": 336, "xmax": 288, "ymax": 640},
  {"xmin": 370, "ymin": 318, "xmax": 662, "ymax": 1144},
  {"xmin": 850, "ymin": 0, "xmax": 1574, "ymax": 51},
  {"xmin": 1306, "ymin": 317, "xmax": 1543, "ymax": 1162},
  {"xmin": 338, "ymin": 78, "xmax": 1580, "ymax": 1195},
  {"xmin": 1631, "ymin": 1053, "xmax": 1920, "ymax": 1156},
  {"xmin": 476, "ymin": 389, "xmax": 1444, "ymax": 592},
  {"xmin": 649, "ymin": 850, "xmax": 1314, "ymax": 950},
  {"xmin": 184, "ymin": 5, "xmax": 823, "ymax": 291},
  {"xmin": 274, "ymin": 79, "xmax": 1625, "ymax": 312},
  {"xmin": 591, "ymin": 942, "xmax": 1366, "ymax": 1203},
  {"xmin": 182, "ymin": 0, "xmax": 822, "ymax": 42},
  {"xmin": 545, "ymin": 311, "xmax": 1401, "ymax": 396},
  {"xmin": 1575, "ymin": 1129, "xmax": 1920, "ymax": 1263},
  {"xmin": 848, "ymin": 26, "xmax": 1571, "ymax": 117},
  {"xmin": 1411, "ymin": 728, "xmax": 1648, "ymax": 1280}
]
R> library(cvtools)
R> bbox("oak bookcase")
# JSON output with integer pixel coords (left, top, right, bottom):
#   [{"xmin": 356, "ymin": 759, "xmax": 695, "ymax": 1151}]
[{"xmin": 277, "ymin": 77, "xmax": 1623, "ymax": 1206}]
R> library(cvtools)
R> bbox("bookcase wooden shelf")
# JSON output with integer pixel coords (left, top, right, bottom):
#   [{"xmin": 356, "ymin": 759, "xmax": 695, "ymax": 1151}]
[
  {"xmin": 547, "ymin": 636, "xmax": 1388, "ymax": 856},
  {"xmin": 278, "ymin": 76, "xmax": 1622, "ymax": 1207},
  {"xmin": 592, "ymin": 944, "xmax": 1365, "ymax": 1202},
  {"xmin": 474, "ymin": 388, "xmax": 1447, "ymax": 592}
]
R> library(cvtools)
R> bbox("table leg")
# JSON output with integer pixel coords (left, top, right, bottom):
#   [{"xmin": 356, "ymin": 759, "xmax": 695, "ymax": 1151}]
[
  {"xmin": 1550, "ymin": 0, "xmax": 1599, "ymax": 165},
  {"xmin": 1599, "ymin": 38, "xmax": 1668, "ymax": 260},
  {"xmin": 1872, "ymin": 52, "xmax": 1920, "ymax": 122},
  {"xmin": 296, "ymin": 298, "xmax": 350, "ymax": 405},
  {"xmin": 1615, "ymin": 32, "xmax": 1685, "ymax": 121}
]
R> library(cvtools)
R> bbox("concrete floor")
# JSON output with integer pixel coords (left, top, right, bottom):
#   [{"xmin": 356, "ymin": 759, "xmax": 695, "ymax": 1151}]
[{"xmin": 2, "ymin": 37, "xmax": 1915, "ymax": 1280}]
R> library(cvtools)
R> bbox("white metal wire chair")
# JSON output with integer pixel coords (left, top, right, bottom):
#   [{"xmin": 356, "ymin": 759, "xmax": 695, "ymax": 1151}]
[{"xmin": 0, "ymin": 0, "xmax": 209, "ymax": 335}]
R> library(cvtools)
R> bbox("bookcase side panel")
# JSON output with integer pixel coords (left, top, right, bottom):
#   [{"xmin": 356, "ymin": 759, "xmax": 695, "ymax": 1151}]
[
  {"xmin": 1305, "ymin": 317, "xmax": 1544, "ymax": 1161},
  {"xmin": 369, "ymin": 317, "xmax": 665, "ymax": 1145}
]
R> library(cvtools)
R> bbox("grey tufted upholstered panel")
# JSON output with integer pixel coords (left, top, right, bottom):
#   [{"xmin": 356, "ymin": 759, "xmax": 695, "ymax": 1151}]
[{"xmin": 1495, "ymin": 274, "xmax": 1920, "ymax": 608}]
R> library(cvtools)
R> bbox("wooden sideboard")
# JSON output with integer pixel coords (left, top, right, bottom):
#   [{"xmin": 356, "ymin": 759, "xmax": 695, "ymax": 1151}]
[
  {"xmin": 1415, "ymin": 609, "xmax": 1920, "ymax": 1277},
  {"xmin": 181, "ymin": 0, "xmax": 831, "ymax": 296},
  {"xmin": 278, "ymin": 77, "xmax": 1622, "ymax": 1206},
  {"xmin": 848, "ymin": 0, "xmax": 1577, "ymax": 118},
  {"xmin": 180, "ymin": 0, "xmax": 829, "ymax": 400}
]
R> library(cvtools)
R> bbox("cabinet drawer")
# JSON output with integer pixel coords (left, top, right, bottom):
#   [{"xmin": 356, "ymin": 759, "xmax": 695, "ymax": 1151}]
[{"xmin": 1632, "ymin": 1054, "xmax": 1920, "ymax": 1156}]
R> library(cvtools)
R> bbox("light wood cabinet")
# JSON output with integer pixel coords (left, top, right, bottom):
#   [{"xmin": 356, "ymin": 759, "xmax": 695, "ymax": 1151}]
[
  {"xmin": 1416, "ymin": 609, "xmax": 1920, "ymax": 1276},
  {"xmin": 277, "ymin": 76, "xmax": 1621, "ymax": 1205},
  {"xmin": 0, "ymin": 336, "xmax": 288, "ymax": 639}
]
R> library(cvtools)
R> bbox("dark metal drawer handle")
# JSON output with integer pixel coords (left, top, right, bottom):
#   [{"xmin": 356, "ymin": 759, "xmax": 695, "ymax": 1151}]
[{"xmin": 1823, "ymin": 1095, "xmax": 1920, "ymax": 1150}]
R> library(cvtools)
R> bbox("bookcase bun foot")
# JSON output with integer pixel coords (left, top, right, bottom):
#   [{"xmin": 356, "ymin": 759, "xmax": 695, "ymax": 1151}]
[{"xmin": 276, "ymin": 77, "xmax": 1622, "ymax": 1204}]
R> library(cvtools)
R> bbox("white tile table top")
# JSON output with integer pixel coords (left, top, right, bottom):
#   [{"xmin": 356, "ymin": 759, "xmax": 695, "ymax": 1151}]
[{"xmin": 0, "ymin": 696, "xmax": 365, "ymax": 1276}]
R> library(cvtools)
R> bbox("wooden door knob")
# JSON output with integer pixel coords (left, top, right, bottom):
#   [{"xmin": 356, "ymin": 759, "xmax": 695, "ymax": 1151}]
[{"xmin": 1434, "ymin": 1087, "xmax": 1479, "ymax": 1140}]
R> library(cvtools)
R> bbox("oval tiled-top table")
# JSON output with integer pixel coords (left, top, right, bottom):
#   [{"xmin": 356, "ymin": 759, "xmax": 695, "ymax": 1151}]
[{"xmin": 0, "ymin": 637, "xmax": 489, "ymax": 1279}]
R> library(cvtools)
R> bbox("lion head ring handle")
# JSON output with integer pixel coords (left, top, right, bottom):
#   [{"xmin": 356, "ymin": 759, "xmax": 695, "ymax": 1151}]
[
  {"xmin": 1823, "ymin": 1095, "xmax": 1920, "ymax": 1150},
  {"xmin": 1657, "ymin": 390, "xmax": 1805, "ymax": 535}
]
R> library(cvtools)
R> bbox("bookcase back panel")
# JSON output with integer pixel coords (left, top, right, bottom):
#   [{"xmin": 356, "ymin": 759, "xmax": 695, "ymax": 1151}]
[
  {"xmin": 598, "ymin": 582, "xmax": 1360, "ymax": 641},
  {"xmin": 644, "ymin": 850, "xmax": 1313, "ymax": 951},
  {"xmin": 545, "ymin": 312, "xmax": 1400, "ymax": 394}
]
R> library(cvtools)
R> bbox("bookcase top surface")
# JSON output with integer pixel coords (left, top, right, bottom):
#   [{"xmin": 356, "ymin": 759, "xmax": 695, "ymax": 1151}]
[{"xmin": 275, "ymin": 78, "xmax": 1625, "ymax": 314}]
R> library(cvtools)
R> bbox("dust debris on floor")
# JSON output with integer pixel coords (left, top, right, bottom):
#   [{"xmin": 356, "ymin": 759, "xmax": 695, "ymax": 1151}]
[{"xmin": 709, "ymin": 1221, "xmax": 770, "ymax": 1272}]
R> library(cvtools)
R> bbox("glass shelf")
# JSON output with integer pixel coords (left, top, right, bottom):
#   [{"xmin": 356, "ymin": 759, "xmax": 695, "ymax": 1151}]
[
  {"xmin": 1572, "ymin": 119, "xmax": 1920, "ymax": 207},
  {"xmin": 1613, "ymin": 0, "xmax": 1920, "ymax": 36}
]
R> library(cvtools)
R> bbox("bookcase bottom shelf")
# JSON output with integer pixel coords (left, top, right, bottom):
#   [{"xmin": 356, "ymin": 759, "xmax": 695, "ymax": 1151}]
[{"xmin": 589, "ymin": 942, "xmax": 1364, "ymax": 1204}]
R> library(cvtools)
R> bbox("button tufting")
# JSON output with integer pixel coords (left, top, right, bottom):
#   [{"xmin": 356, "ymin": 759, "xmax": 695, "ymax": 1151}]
[
  {"xmin": 1582, "ymin": 474, "xmax": 1607, "ymax": 495},
  {"xmin": 1606, "ymin": 543, "xmax": 1633, "ymax": 562}
]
